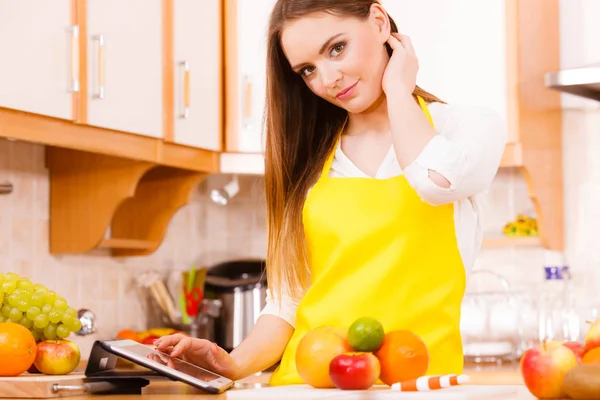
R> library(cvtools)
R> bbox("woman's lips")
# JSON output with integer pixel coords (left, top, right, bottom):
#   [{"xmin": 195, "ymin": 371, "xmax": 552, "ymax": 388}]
[{"xmin": 335, "ymin": 81, "xmax": 359, "ymax": 100}]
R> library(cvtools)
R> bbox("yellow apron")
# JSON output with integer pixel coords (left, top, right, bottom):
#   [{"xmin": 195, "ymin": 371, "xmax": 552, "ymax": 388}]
[{"xmin": 269, "ymin": 96, "xmax": 466, "ymax": 386}]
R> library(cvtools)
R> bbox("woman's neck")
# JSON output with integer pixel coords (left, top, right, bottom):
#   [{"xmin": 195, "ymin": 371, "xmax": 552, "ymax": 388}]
[{"xmin": 344, "ymin": 93, "xmax": 390, "ymax": 137}]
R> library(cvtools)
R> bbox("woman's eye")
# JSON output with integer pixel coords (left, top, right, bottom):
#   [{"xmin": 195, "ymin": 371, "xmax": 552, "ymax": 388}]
[
  {"xmin": 300, "ymin": 66, "xmax": 315, "ymax": 77},
  {"xmin": 330, "ymin": 42, "xmax": 346, "ymax": 57}
]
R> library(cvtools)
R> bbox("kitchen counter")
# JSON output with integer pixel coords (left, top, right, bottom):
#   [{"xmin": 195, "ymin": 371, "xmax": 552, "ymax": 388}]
[{"xmin": 27, "ymin": 365, "xmax": 535, "ymax": 400}]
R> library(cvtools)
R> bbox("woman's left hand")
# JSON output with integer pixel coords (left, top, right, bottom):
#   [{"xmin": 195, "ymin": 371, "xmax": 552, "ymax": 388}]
[{"xmin": 382, "ymin": 33, "xmax": 419, "ymax": 96}]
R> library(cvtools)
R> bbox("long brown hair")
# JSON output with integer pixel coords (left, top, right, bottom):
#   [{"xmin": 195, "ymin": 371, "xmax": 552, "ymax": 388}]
[{"xmin": 264, "ymin": 0, "xmax": 444, "ymax": 303}]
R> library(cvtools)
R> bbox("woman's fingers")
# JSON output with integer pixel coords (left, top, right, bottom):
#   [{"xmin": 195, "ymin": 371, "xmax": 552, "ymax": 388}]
[
  {"xmin": 154, "ymin": 333, "xmax": 186, "ymax": 349},
  {"xmin": 386, "ymin": 33, "xmax": 403, "ymax": 50},
  {"xmin": 169, "ymin": 337, "xmax": 193, "ymax": 358}
]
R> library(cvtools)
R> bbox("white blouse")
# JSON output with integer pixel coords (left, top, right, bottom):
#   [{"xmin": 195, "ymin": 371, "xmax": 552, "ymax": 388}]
[{"xmin": 260, "ymin": 102, "xmax": 508, "ymax": 328}]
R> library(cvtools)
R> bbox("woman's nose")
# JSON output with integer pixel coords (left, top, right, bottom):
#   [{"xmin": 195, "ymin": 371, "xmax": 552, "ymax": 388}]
[{"xmin": 320, "ymin": 66, "xmax": 343, "ymax": 89}]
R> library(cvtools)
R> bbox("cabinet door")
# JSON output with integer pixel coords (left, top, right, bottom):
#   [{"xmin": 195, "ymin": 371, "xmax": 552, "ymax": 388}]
[
  {"xmin": 173, "ymin": 0, "xmax": 222, "ymax": 151},
  {"xmin": 380, "ymin": 0, "xmax": 509, "ymax": 138},
  {"xmin": 0, "ymin": 0, "xmax": 74, "ymax": 120},
  {"xmin": 86, "ymin": 0, "xmax": 162, "ymax": 137},
  {"xmin": 225, "ymin": 0, "xmax": 277, "ymax": 153}
]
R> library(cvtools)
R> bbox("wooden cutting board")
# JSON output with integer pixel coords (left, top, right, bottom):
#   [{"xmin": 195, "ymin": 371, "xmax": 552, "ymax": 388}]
[{"xmin": 0, "ymin": 373, "xmax": 87, "ymax": 398}]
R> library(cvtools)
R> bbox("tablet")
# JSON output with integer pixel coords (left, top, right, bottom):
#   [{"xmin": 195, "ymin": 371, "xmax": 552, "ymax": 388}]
[{"xmin": 97, "ymin": 339, "xmax": 235, "ymax": 394}]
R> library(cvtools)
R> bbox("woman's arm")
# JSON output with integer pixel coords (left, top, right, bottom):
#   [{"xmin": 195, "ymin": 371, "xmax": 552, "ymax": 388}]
[{"xmin": 229, "ymin": 314, "xmax": 295, "ymax": 379}]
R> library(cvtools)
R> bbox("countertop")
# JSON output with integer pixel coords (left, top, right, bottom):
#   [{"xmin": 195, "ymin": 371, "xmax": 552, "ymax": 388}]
[{"xmin": 28, "ymin": 364, "xmax": 536, "ymax": 400}]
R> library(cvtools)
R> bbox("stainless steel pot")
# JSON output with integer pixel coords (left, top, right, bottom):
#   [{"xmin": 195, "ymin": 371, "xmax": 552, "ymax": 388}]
[{"xmin": 204, "ymin": 259, "xmax": 267, "ymax": 352}]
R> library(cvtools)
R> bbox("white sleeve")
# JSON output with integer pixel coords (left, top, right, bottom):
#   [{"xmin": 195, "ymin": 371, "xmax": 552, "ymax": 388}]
[
  {"xmin": 403, "ymin": 104, "xmax": 507, "ymax": 206},
  {"xmin": 260, "ymin": 287, "xmax": 301, "ymax": 328}
]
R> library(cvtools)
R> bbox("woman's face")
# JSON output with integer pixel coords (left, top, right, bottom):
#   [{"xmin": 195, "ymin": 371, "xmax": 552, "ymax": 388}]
[{"xmin": 280, "ymin": 5, "xmax": 390, "ymax": 114}]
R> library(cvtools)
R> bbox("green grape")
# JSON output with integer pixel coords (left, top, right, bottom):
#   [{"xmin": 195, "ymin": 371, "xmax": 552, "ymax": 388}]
[
  {"xmin": 30, "ymin": 291, "xmax": 45, "ymax": 308},
  {"xmin": 26, "ymin": 306, "xmax": 41, "ymax": 320},
  {"xmin": 7, "ymin": 292, "xmax": 20, "ymax": 308},
  {"xmin": 0, "ymin": 292, "xmax": 3, "ymax": 305},
  {"xmin": 9, "ymin": 308, "xmax": 23, "ymax": 322},
  {"xmin": 1, "ymin": 304, "xmax": 11, "ymax": 318},
  {"xmin": 44, "ymin": 291, "xmax": 57, "ymax": 305},
  {"xmin": 5, "ymin": 272, "xmax": 20, "ymax": 281},
  {"xmin": 33, "ymin": 283, "xmax": 47, "ymax": 292},
  {"xmin": 53, "ymin": 298, "xmax": 67, "ymax": 311},
  {"xmin": 44, "ymin": 323, "xmax": 58, "ymax": 340},
  {"xmin": 30, "ymin": 329, "xmax": 42, "ymax": 341},
  {"xmin": 41, "ymin": 304, "xmax": 52, "ymax": 314},
  {"xmin": 49, "ymin": 309, "xmax": 64, "ymax": 324},
  {"xmin": 34, "ymin": 313, "xmax": 49, "ymax": 329},
  {"xmin": 2, "ymin": 280, "xmax": 17, "ymax": 295},
  {"xmin": 19, "ymin": 315, "xmax": 33, "ymax": 329},
  {"xmin": 0, "ymin": 315, "xmax": 6, "ymax": 323},
  {"xmin": 17, "ymin": 280, "xmax": 34, "ymax": 293},
  {"xmin": 70, "ymin": 318, "xmax": 82, "ymax": 333},
  {"xmin": 64, "ymin": 307, "xmax": 77, "ymax": 318},
  {"xmin": 17, "ymin": 299, "xmax": 30, "ymax": 313},
  {"xmin": 61, "ymin": 313, "xmax": 75, "ymax": 326},
  {"xmin": 56, "ymin": 324, "xmax": 70, "ymax": 339},
  {"xmin": 0, "ymin": 272, "xmax": 5, "ymax": 285}
]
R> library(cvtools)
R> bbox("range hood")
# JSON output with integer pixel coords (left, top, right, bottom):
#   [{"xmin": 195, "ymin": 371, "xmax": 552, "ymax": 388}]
[{"xmin": 545, "ymin": 66, "xmax": 600, "ymax": 101}]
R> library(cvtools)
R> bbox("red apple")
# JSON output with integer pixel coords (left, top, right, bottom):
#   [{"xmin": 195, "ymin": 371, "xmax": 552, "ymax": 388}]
[
  {"xmin": 562, "ymin": 341, "xmax": 586, "ymax": 363},
  {"xmin": 585, "ymin": 317, "xmax": 600, "ymax": 352},
  {"xmin": 34, "ymin": 339, "xmax": 81, "ymax": 375},
  {"xmin": 520, "ymin": 341, "xmax": 578, "ymax": 399},
  {"xmin": 329, "ymin": 352, "xmax": 380, "ymax": 390}
]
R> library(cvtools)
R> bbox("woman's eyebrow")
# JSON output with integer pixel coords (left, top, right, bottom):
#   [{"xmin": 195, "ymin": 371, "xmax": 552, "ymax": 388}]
[{"xmin": 291, "ymin": 32, "xmax": 346, "ymax": 70}]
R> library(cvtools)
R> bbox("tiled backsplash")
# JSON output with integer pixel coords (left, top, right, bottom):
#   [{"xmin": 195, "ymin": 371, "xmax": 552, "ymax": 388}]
[{"xmin": 1, "ymin": 108, "xmax": 599, "ymax": 356}]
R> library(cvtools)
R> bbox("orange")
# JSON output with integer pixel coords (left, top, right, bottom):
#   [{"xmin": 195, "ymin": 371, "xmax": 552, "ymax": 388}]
[
  {"xmin": 0, "ymin": 322, "xmax": 37, "ymax": 376},
  {"xmin": 295, "ymin": 326, "xmax": 351, "ymax": 388},
  {"xmin": 582, "ymin": 347, "xmax": 600, "ymax": 365},
  {"xmin": 115, "ymin": 329, "xmax": 141, "ymax": 342},
  {"xmin": 374, "ymin": 330, "xmax": 429, "ymax": 386}
]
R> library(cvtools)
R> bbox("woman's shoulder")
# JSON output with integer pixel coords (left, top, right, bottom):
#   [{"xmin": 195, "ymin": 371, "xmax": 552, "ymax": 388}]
[{"xmin": 426, "ymin": 101, "xmax": 507, "ymax": 142}]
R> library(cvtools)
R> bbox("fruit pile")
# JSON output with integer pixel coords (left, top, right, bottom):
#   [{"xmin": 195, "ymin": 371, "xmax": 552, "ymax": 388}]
[
  {"xmin": 0, "ymin": 321, "xmax": 81, "ymax": 377},
  {"xmin": 502, "ymin": 213, "xmax": 538, "ymax": 237},
  {"xmin": 295, "ymin": 317, "xmax": 429, "ymax": 390},
  {"xmin": 0, "ymin": 272, "xmax": 82, "ymax": 341},
  {"xmin": 115, "ymin": 327, "xmax": 184, "ymax": 344},
  {"xmin": 520, "ymin": 317, "xmax": 600, "ymax": 399}
]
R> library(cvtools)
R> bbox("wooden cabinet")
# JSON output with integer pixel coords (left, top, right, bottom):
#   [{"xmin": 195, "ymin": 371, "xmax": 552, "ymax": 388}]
[
  {"xmin": 171, "ymin": 0, "xmax": 222, "ymax": 151},
  {"xmin": 224, "ymin": 0, "xmax": 277, "ymax": 153},
  {"xmin": 381, "ymin": 0, "xmax": 510, "ymax": 140},
  {"xmin": 85, "ymin": 0, "xmax": 163, "ymax": 137},
  {"xmin": 0, "ymin": 0, "xmax": 75, "ymax": 120},
  {"xmin": 381, "ymin": 0, "xmax": 564, "ymax": 250}
]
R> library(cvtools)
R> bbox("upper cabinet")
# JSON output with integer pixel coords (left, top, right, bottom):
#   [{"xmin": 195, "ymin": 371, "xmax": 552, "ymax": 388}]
[
  {"xmin": 86, "ymin": 0, "xmax": 163, "ymax": 138},
  {"xmin": 381, "ymin": 0, "xmax": 510, "ymax": 140},
  {"xmin": 224, "ymin": 0, "xmax": 277, "ymax": 153},
  {"xmin": 171, "ymin": 0, "xmax": 222, "ymax": 151},
  {"xmin": 0, "ymin": 0, "xmax": 75, "ymax": 120},
  {"xmin": 381, "ymin": 0, "xmax": 564, "ymax": 251}
]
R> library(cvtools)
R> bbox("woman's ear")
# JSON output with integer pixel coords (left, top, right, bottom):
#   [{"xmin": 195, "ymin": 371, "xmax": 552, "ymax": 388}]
[{"xmin": 369, "ymin": 3, "xmax": 391, "ymax": 43}]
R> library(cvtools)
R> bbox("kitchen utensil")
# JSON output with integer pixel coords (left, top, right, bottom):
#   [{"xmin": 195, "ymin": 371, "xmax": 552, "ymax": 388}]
[
  {"xmin": 460, "ymin": 269, "xmax": 528, "ymax": 364},
  {"xmin": 204, "ymin": 259, "xmax": 267, "ymax": 351},
  {"xmin": 136, "ymin": 272, "xmax": 177, "ymax": 325}
]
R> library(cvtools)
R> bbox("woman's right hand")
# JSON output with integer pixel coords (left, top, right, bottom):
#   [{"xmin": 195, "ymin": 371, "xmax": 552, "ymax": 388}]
[{"xmin": 154, "ymin": 334, "xmax": 240, "ymax": 380}]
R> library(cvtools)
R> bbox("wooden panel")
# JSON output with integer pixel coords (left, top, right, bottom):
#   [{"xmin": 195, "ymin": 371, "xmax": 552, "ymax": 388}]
[
  {"xmin": 110, "ymin": 167, "xmax": 207, "ymax": 256},
  {"xmin": 0, "ymin": 0, "xmax": 73, "ymax": 120},
  {"xmin": 0, "ymin": 107, "xmax": 219, "ymax": 173},
  {"xmin": 47, "ymin": 147, "xmax": 154, "ymax": 253},
  {"xmin": 86, "ymin": 0, "xmax": 163, "ymax": 137},
  {"xmin": 72, "ymin": 0, "xmax": 88, "ymax": 124},
  {"xmin": 172, "ymin": 0, "xmax": 222, "ymax": 151},
  {"xmin": 0, "ymin": 374, "xmax": 86, "ymax": 398}
]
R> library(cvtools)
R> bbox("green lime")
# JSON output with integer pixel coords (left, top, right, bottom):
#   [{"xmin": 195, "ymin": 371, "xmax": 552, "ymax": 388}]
[{"xmin": 347, "ymin": 317, "xmax": 385, "ymax": 352}]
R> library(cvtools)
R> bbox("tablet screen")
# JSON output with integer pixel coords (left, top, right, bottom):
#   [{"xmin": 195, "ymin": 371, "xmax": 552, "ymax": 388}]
[{"xmin": 110, "ymin": 340, "xmax": 228, "ymax": 384}]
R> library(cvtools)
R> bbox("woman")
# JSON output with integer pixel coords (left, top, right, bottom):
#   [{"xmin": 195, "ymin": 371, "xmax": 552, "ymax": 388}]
[{"xmin": 155, "ymin": 0, "xmax": 506, "ymax": 385}]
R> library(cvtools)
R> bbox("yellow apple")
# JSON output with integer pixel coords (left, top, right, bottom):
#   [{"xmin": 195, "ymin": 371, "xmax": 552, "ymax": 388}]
[{"xmin": 34, "ymin": 339, "xmax": 81, "ymax": 375}]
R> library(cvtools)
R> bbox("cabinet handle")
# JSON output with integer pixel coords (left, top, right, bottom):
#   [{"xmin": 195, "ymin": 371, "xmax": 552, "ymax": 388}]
[
  {"xmin": 92, "ymin": 34, "xmax": 105, "ymax": 99},
  {"xmin": 242, "ymin": 75, "xmax": 252, "ymax": 127},
  {"xmin": 67, "ymin": 26, "xmax": 79, "ymax": 93},
  {"xmin": 179, "ymin": 61, "xmax": 190, "ymax": 119}
]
